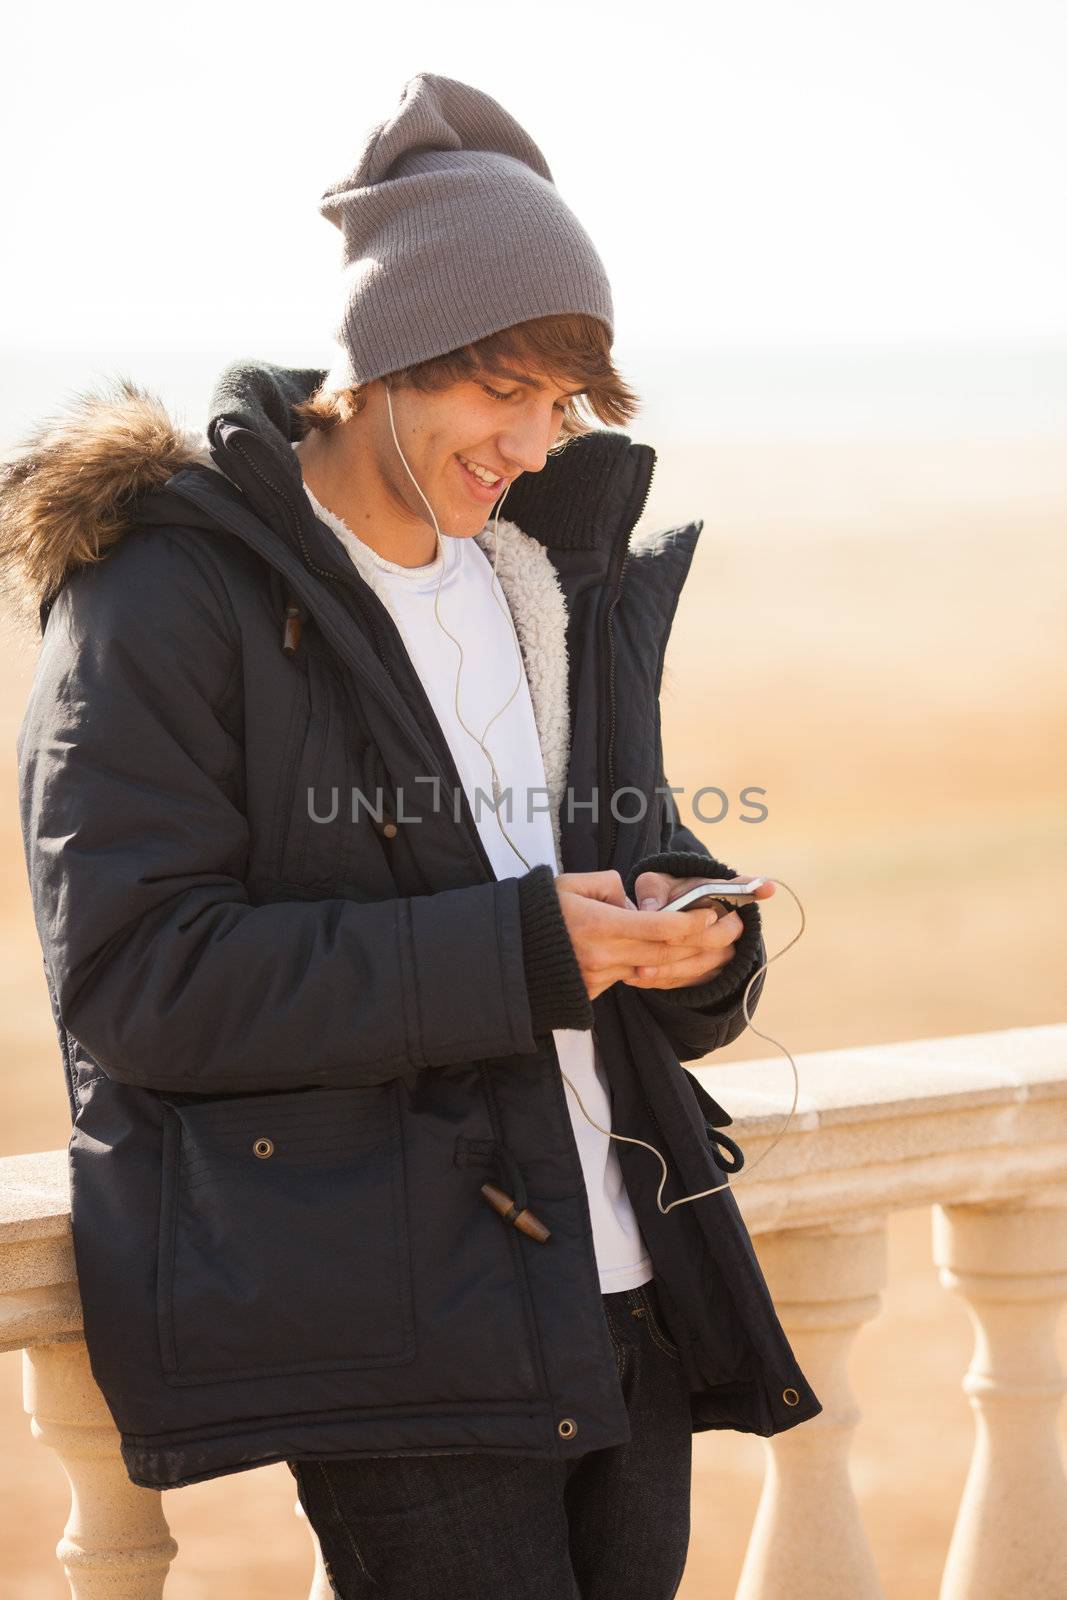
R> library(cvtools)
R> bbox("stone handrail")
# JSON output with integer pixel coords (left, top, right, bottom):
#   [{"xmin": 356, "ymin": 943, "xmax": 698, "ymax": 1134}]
[{"xmin": 2, "ymin": 1023, "xmax": 1066, "ymax": 1597}]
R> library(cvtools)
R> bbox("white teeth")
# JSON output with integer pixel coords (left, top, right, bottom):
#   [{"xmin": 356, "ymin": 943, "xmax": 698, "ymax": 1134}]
[{"xmin": 459, "ymin": 455, "xmax": 500, "ymax": 486}]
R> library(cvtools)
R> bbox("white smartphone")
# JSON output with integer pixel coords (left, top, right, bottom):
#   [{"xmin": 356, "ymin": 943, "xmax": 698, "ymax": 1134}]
[{"xmin": 658, "ymin": 877, "xmax": 765, "ymax": 913}]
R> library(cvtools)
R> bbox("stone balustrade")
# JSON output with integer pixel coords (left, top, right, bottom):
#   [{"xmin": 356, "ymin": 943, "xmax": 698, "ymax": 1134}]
[{"xmin": 2, "ymin": 1023, "xmax": 1066, "ymax": 1597}]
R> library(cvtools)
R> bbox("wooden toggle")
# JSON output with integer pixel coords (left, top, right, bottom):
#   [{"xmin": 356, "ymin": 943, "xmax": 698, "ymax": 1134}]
[{"xmin": 480, "ymin": 1183, "xmax": 551, "ymax": 1244}]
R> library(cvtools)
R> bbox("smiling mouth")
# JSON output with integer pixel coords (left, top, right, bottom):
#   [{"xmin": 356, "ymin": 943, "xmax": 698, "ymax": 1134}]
[
  {"xmin": 454, "ymin": 454, "xmax": 505, "ymax": 489},
  {"xmin": 455, "ymin": 454, "xmax": 507, "ymax": 495}
]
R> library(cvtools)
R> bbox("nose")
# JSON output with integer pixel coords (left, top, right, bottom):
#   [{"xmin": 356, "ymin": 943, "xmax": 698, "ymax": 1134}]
[{"xmin": 497, "ymin": 409, "xmax": 560, "ymax": 476}]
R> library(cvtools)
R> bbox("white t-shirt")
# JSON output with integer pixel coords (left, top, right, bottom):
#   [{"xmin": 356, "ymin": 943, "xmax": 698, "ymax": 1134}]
[{"xmin": 301, "ymin": 470, "xmax": 653, "ymax": 1295}]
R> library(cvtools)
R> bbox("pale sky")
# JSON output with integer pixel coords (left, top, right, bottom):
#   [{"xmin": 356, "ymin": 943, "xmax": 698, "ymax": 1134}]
[{"xmin": 3, "ymin": 0, "xmax": 1065, "ymax": 357}]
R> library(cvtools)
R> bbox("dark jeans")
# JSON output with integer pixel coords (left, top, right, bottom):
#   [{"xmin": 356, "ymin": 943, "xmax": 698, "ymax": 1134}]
[{"xmin": 289, "ymin": 1281, "xmax": 693, "ymax": 1599}]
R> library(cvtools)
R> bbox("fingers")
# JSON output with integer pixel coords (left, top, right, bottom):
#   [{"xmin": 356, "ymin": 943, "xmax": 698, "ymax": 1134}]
[
  {"xmin": 595, "ymin": 898, "xmax": 742, "ymax": 945},
  {"xmin": 555, "ymin": 869, "xmax": 630, "ymax": 909},
  {"xmin": 632, "ymin": 870, "xmax": 675, "ymax": 911},
  {"xmin": 603, "ymin": 909, "xmax": 744, "ymax": 971},
  {"xmin": 594, "ymin": 941, "xmax": 739, "ymax": 996},
  {"xmin": 624, "ymin": 945, "xmax": 738, "ymax": 989},
  {"xmin": 622, "ymin": 904, "xmax": 744, "ymax": 985},
  {"xmin": 632, "ymin": 903, "xmax": 744, "ymax": 953},
  {"xmin": 733, "ymin": 871, "xmax": 775, "ymax": 902}
]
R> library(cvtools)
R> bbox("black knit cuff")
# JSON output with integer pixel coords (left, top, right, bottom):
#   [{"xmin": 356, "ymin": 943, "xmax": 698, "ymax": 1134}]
[
  {"xmin": 624, "ymin": 849, "xmax": 735, "ymax": 905},
  {"xmin": 624, "ymin": 850, "xmax": 764, "ymax": 1011},
  {"xmin": 516, "ymin": 863, "xmax": 595, "ymax": 1036}
]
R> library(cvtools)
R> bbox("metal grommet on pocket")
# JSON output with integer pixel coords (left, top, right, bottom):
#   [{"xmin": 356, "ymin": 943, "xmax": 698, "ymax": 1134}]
[
  {"xmin": 252, "ymin": 1137, "xmax": 275, "ymax": 1159},
  {"xmin": 557, "ymin": 1417, "xmax": 578, "ymax": 1440},
  {"xmin": 782, "ymin": 1387, "xmax": 800, "ymax": 1407}
]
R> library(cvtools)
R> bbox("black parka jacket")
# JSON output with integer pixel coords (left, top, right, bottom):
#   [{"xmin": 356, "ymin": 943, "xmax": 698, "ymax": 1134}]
[{"xmin": 7, "ymin": 362, "xmax": 820, "ymax": 1490}]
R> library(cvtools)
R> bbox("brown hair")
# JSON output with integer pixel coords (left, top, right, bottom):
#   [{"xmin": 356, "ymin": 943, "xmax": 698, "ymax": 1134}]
[{"xmin": 293, "ymin": 312, "xmax": 640, "ymax": 453}]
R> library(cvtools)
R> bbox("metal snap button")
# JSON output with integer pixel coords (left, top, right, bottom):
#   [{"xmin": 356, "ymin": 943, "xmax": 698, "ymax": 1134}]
[
  {"xmin": 782, "ymin": 1387, "xmax": 800, "ymax": 1406},
  {"xmin": 557, "ymin": 1417, "xmax": 578, "ymax": 1440},
  {"xmin": 252, "ymin": 1137, "xmax": 274, "ymax": 1159}
]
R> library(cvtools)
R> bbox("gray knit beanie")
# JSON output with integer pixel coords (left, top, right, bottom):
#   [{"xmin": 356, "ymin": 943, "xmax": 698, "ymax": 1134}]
[{"xmin": 318, "ymin": 72, "xmax": 614, "ymax": 390}]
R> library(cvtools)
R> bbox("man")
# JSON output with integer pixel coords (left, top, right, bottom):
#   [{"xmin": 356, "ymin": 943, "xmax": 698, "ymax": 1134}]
[{"xmin": 4, "ymin": 72, "xmax": 819, "ymax": 1600}]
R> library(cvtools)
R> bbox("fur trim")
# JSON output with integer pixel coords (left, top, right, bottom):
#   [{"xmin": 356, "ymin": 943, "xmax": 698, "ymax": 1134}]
[
  {"xmin": 474, "ymin": 520, "xmax": 571, "ymax": 868},
  {"xmin": 0, "ymin": 378, "xmax": 200, "ymax": 635}
]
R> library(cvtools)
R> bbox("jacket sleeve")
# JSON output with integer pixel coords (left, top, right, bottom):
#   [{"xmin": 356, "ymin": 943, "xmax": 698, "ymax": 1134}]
[
  {"xmin": 621, "ymin": 768, "xmax": 767, "ymax": 1062},
  {"xmin": 16, "ymin": 531, "xmax": 592, "ymax": 1096}
]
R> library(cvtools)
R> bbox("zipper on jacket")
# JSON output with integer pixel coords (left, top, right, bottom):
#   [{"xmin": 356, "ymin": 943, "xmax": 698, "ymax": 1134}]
[
  {"xmin": 599, "ymin": 451, "xmax": 657, "ymax": 869},
  {"xmin": 229, "ymin": 437, "xmax": 500, "ymax": 884}
]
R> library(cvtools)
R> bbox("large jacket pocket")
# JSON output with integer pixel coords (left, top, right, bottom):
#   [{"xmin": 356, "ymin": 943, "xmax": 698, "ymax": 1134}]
[{"xmin": 157, "ymin": 1083, "xmax": 414, "ymax": 1384}]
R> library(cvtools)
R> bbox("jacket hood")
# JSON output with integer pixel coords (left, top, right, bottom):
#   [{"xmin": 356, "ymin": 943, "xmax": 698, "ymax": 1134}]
[{"xmin": 0, "ymin": 358, "xmax": 655, "ymax": 641}]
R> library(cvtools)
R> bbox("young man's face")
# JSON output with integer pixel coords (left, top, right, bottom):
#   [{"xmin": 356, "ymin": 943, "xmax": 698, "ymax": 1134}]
[{"xmin": 369, "ymin": 366, "xmax": 584, "ymax": 537}]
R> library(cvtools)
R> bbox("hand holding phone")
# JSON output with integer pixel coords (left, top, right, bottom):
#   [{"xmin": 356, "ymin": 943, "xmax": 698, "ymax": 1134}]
[{"xmin": 622, "ymin": 872, "xmax": 770, "ymax": 989}]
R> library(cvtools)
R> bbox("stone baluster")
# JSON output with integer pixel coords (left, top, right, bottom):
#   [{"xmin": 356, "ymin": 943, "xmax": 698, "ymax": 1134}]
[
  {"xmin": 934, "ymin": 1192, "xmax": 1067, "ymax": 1600},
  {"xmin": 735, "ymin": 1215, "xmax": 888, "ymax": 1600},
  {"xmin": 23, "ymin": 1340, "xmax": 177, "ymax": 1598},
  {"xmin": 295, "ymin": 1493, "xmax": 334, "ymax": 1599}
]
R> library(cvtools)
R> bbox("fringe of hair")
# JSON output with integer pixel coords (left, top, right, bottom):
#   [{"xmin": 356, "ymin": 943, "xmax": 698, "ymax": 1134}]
[{"xmin": 294, "ymin": 312, "xmax": 641, "ymax": 448}]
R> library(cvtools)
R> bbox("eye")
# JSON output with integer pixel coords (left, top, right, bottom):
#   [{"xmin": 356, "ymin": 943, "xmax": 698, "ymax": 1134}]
[{"xmin": 481, "ymin": 382, "xmax": 570, "ymax": 415}]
